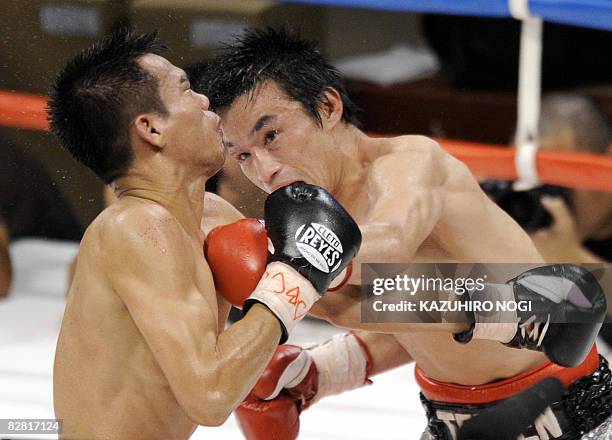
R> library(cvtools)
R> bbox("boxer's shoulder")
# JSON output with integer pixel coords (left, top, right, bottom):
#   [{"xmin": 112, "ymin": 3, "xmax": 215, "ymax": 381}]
[
  {"xmin": 386, "ymin": 134, "xmax": 444, "ymax": 155},
  {"xmin": 202, "ymin": 192, "xmax": 244, "ymax": 235},
  {"xmin": 367, "ymin": 135, "xmax": 447, "ymax": 188},
  {"xmin": 91, "ymin": 200, "xmax": 184, "ymax": 256}
]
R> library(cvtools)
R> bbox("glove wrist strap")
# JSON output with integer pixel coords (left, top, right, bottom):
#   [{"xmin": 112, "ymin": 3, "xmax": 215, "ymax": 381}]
[{"xmin": 246, "ymin": 262, "xmax": 319, "ymax": 343}]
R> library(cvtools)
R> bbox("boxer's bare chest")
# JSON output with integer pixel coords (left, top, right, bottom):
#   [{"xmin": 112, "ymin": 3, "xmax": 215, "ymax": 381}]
[{"xmin": 182, "ymin": 231, "xmax": 220, "ymax": 330}]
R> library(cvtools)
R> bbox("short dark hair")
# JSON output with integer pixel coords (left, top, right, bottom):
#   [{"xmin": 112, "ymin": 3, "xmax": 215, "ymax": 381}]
[
  {"xmin": 540, "ymin": 93, "xmax": 611, "ymax": 154},
  {"xmin": 197, "ymin": 27, "xmax": 360, "ymax": 127},
  {"xmin": 48, "ymin": 28, "xmax": 168, "ymax": 184}
]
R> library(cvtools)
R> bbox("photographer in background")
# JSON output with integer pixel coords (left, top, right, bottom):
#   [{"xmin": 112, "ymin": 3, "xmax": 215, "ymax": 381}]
[
  {"xmin": 533, "ymin": 94, "xmax": 612, "ymax": 349},
  {"xmin": 529, "ymin": 93, "xmax": 612, "ymax": 264},
  {"xmin": 483, "ymin": 94, "xmax": 611, "ymax": 263},
  {"xmin": 483, "ymin": 93, "xmax": 612, "ymax": 349}
]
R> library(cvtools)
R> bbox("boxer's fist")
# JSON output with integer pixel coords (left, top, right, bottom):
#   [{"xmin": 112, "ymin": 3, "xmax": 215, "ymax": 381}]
[
  {"xmin": 205, "ymin": 218, "xmax": 268, "ymax": 307},
  {"xmin": 264, "ymin": 182, "xmax": 362, "ymax": 293},
  {"xmin": 235, "ymin": 345, "xmax": 315, "ymax": 440},
  {"xmin": 506, "ymin": 264, "xmax": 606, "ymax": 366},
  {"xmin": 236, "ymin": 334, "xmax": 372, "ymax": 440},
  {"xmin": 236, "ymin": 395, "xmax": 300, "ymax": 440},
  {"xmin": 455, "ymin": 264, "xmax": 607, "ymax": 367},
  {"xmin": 244, "ymin": 183, "xmax": 362, "ymax": 342},
  {"xmin": 252, "ymin": 345, "xmax": 319, "ymax": 406}
]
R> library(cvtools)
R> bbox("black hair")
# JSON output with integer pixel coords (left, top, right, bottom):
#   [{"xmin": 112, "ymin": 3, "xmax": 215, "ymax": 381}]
[
  {"xmin": 197, "ymin": 27, "xmax": 360, "ymax": 127},
  {"xmin": 539, "ymin": 93, "xmax": 611, "ymax": 154},
  {"xmin": 48, "ymin": 28, "xmax": 168, "ymax": 184}
]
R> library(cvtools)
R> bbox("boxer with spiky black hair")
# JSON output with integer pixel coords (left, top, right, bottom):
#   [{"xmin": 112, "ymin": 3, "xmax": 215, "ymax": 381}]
[{"xmin": 197, "ymin": 27, "xmax": 611, "ymax": 440}]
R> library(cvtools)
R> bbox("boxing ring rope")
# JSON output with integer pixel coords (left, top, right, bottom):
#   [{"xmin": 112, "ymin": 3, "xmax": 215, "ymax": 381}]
[
  {"xmin": 0, "ymin": 90, "xmax": 49, "ymax": 131},
  {"xmin": 439, "ymin": 139, "xmax": 612, "ymax": 193},
  {"xmin": 2, "ymin": 90, "xmax": 611, "ymax": 193}
]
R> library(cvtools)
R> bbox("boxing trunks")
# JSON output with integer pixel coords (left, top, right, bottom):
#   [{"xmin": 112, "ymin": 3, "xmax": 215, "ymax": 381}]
[{"xmin": 417, "ymin": 346, "xmax": 612, "ymax": 439}]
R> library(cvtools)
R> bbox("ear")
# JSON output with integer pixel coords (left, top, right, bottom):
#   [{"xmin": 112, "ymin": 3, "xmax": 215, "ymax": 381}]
[
  {"xmin": 133, "ymin": 113, "xmax": 167, "ymax": 149},
  {"xmin": 319, "ymin": 87, "xmax": 344, "ymax": 130}
]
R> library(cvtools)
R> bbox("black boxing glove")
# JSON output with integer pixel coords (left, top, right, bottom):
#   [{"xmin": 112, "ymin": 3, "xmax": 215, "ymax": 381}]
[
  {"xmin": 244, "ymin": 183, "xmax": 362, "ymax": 342},
  {"xmin": 264, "ymin": 182, "xmax": 361, "ymax": 292},
  {"xmin": 455, "ymin": 264, "xmax": 607, "ymax": 367}
]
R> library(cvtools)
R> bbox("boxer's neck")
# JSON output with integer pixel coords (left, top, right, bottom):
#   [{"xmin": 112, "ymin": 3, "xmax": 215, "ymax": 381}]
[
  {"xmin": 332, "ymin": 126, "xmax": 371, "ymax": 209},
  {"xmin": 112, "ymin": 171, "xmax": 207, "ymax": 242}
]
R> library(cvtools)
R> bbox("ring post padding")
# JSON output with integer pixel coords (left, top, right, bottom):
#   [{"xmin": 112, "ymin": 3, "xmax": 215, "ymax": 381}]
[
  {"xmin": 513, "ymin": 11, "xmax": 543, "ymax": 190},
  {"xmin": 513, "ymin": 139, "xmax": 540, "ymax": 191}
]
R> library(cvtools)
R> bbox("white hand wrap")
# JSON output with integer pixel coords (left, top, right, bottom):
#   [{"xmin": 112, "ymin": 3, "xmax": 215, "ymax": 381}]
[
  {"xmin": 247, "ymin": 261, "xmax": 320, "ymax": 337},
  {"xmin": 309, "ymin": 333, "xmax": 370, "ymax": 403},
  {"xmin": 471, "ymin": 283, "xmax": 518, "ymax": 343}
]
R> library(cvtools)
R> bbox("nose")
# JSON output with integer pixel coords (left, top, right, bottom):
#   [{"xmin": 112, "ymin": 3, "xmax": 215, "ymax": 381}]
[{"xmin": 252, "ymin": 149, "xmax": 282, "ymax": 188}]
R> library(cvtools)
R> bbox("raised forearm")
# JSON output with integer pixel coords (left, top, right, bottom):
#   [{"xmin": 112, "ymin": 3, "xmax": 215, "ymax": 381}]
[
  {"xmin": 207, "ymin": 304, "xmax": 281, "ymax": 410},
  {"xmin": 167, "ymin": 304, "xmax": 283, "ymax": 427}
]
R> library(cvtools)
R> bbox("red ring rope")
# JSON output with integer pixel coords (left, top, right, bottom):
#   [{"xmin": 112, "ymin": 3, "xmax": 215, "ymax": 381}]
[{"xmin": 1, "ymin": 90, "xmax": 611, "ymax": 192}]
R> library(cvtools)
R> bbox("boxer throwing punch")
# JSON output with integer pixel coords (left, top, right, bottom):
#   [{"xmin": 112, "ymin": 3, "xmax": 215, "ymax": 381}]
[{"xmin": 197, "ymin": 27, "xmax": 610, "ymax": 439}]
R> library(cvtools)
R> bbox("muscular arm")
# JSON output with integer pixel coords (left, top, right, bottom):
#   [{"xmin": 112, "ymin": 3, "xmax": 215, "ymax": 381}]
[
  {"xmin": 350, "ymin": 140, "xmax": 444, "ymax": 282},
  {"xmin": 312, "ymin": 140, "xmax": 470, "ymax": 333},
  {"xmin": 0, "ymin": 221, "xmax": 11, "ymax": 298},
  {"xmin": 311, "ymin": 284, "xmax": 466, "ymax": 334},
  {"xmin": 104, "ymin": 207, "xmax": 281, "ymax": 427},
  {"xmin": 353, "ymin": 331, "xmax": 413, "ymax": 375}
]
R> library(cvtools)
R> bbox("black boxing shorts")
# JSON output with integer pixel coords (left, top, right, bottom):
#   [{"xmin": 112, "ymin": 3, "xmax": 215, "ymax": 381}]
[{"xmin": 416, "ymin": 346, "xmax": 612, "ymax": 439}]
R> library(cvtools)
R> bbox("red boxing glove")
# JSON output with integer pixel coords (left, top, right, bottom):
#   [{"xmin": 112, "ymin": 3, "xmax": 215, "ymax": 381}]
[
  {"xmin": 236, "ymin": 334, "xmax": 372, "ymax": 440},
  {"xmin": 205, "ymin": 218, "xmax": 268, "ymax": 308},
  {"xmin": 235, "ymin": 345, "xmax": 314, "ymax": 440},
  {"xmin": 236, "ymin": 392, "xmax": 300, "ymax": 440}
]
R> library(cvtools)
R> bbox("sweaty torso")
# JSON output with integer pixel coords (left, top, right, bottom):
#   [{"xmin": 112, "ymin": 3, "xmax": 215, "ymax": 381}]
[
  {"xmin": 328, "ymin": 135, "xmax": 546, "ymax": 384},
  {"xmin": 54, "ymin": 195, "xmax": 227, "ymax": 440}
]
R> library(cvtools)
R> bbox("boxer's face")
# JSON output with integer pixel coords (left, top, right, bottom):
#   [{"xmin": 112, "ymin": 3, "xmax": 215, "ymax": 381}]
[
  {"xmin": 139, "ymin": 54, "xmax": 224, "ymax": 168},
  {"xmin": 219, "ymin": 82, "xmax": 337, "ymax": 193}
]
